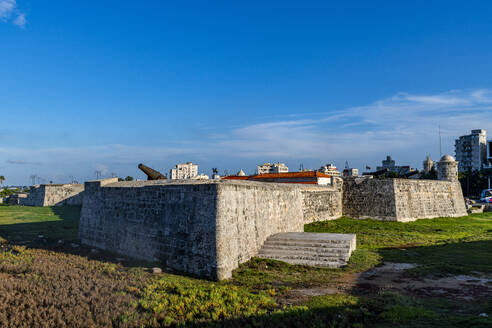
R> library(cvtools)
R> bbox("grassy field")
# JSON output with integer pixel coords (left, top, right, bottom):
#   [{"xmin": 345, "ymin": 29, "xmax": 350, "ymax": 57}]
[{"xmin": 0, "ymin": 205, "xmax": 491, "ymax": 327}]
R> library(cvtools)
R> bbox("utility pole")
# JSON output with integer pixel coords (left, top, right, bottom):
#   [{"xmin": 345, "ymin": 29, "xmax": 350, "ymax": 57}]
[
  {"xmin": 94, "ymin": 170, "xmax": 102, "ymax": 179},
  {"xmin": 439, "ymin": 125, "xmax": 442, "ymax": 158}
]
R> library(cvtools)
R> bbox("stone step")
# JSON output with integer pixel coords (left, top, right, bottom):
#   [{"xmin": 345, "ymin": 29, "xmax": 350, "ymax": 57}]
[
  {"xmin": 262, "ymin": 240, "xmax": 352, "ymax": 249},
  {"xmin": 257, "ymin": 232, "xmax": 356, "ymax": 269},
  {"xmin": 259, "ymin": 245, "xmax": 350, "ymax": 257},
  {"xmin": 267, "ymin": 232, "xmax": 355, "ymax": 242},
  {"xmin": 257, "ymin": 256, "xmax": 343, "ymax": 268},
  {"xmin": 258, "ymin": 252, "xmax": 345, "ymax": 263},
  {"xmin": 258, "ymin": 247, "xmax": 350, "ymax": 260}
]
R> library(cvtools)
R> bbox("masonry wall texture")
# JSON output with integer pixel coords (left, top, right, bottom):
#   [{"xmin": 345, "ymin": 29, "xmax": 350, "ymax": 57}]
[
  {"xmin": 343, "ymin": 178, "xmax": 467, "ymax": 221},
  {"xmin": 301, "ymin": 181, "xmax": 343, "ymax": 223},
  {"xmin": 79, "ymin": 173, "xmax": 466, "ymax": 280},
  {"xmin": 214, "ymin": 182, "xmax": 305, "ymax": 279},
  {"xmin": 393, "ymin": 179, "xmax": 467, "ymax": 221},
  {"xmin": 79, "ymin": 179, "xmax": 310, "ymax": 280},
  {"xmin": 23, "ymin": 184, "xmax": 84, "ymax": 206}
]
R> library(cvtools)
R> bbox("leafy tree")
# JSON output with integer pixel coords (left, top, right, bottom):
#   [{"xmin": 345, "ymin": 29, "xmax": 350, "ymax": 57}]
[
  {"xmin": 0, "ymin": 176, "xmax": 5, "ymax": 186},
  {"xmin": 459, "ymin": 169, "xmax": 491, "ymax": 198},
  {"xmin": 124, "ymin": 176, "xmax": 134, "ymax": 181},
  {"xmin": 421, "ymin": 166, "xmax": 438, "ymax": 180}
]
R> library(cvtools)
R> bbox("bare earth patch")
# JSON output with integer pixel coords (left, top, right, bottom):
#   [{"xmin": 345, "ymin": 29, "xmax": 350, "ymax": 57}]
[
  {"xmin": 282, "ymin": 262, "xmax": 492, "ymax": 304},
  {"xmin": 339, "ymin": 262, "xmax": 492, "ymax": 300}
]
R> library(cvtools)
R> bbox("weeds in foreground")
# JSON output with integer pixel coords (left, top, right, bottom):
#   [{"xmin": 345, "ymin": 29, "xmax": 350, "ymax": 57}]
[{"xmin": 0, "ymin": 207, "xmax": 491, "ymax": 327}]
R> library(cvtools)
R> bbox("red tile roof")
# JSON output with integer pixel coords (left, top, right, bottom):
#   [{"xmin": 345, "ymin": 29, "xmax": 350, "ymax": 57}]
[{"xmin": 223, "ymin": 171, "xmax": 332, "ymax": 180}]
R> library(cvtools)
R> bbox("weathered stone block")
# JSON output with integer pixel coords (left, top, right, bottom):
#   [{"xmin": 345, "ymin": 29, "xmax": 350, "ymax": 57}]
[
  {"xmin": 23, "ymin": 184, "xmax": 85, "ymax": 206},
  {"xmin": 343, "ymin": 177, "xmax": 467, "ymax": 221}
]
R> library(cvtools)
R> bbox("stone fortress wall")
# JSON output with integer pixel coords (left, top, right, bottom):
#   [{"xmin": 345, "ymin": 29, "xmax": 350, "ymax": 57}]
[
  {"xmin": 78, "ymin": 155, "xmax": 466, "ymax": 280},
  {"xmin": 301, "ymin": 180, "xmax": 343, "ymax": 223},
  {"xmin": 22, "ymin": 184, "xmax": 85, "ymax": 206},
  {"xmin": 343, "ymin": 178, "xmax": 467, "ymax": 222},
  {"xmin": 80, "ymin": 179, "xmax": 315, "ymax": 280}
]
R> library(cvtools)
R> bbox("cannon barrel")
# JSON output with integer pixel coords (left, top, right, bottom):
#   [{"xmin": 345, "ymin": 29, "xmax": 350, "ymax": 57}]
[
  {"xmin": 399, "ymin": 170, "xmax": 420, "ymax": 178},
  {"xmin": 138, "ymin": 163, "xmax": 167, "ymax": 180}
]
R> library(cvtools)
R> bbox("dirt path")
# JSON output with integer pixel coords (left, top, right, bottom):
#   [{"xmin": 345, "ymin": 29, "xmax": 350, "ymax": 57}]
[{"xmin": 285, "ymin": 262, "xmax": 492, "ymax": 303}]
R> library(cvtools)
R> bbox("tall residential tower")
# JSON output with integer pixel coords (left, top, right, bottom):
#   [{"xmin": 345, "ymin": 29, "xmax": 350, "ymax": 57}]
[{"xmin": 454, "ymin": 129, "xmax": 487, "ymax": 172}]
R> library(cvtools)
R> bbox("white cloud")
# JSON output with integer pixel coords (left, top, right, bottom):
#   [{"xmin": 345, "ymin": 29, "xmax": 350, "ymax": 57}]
[
  {"xmin": 0, "ymin": 0, "xmax": 15, "ymax": 19},
  {"xmin": 13, "ymin": 12, "xmax": 25, "ymax": 27},
  {"xmin": 0, "ymin": 0, "xmax": 26, "ymax": 27},
  {"xmin": 205, "ymin": 89, "xmax": 492, "ymax": 169},
  {"xmin": 6, "ymin": 159, "xmax": 41, "ymax": 165},
  {"xmin": 1, "ymin": 89, "xmax": 491, "ymax": 184}
]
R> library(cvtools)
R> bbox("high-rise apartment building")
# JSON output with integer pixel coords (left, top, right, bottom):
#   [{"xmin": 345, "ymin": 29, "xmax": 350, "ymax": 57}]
[{"xmin": 454, "ymin": 129, "xmax": 487, "ymax": 172}]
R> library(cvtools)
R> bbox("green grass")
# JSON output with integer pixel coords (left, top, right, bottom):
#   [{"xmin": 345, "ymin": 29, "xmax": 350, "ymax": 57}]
[
  {"xmin": 0, "ymin": 206, "xmax": 492, "ymax": 327},
  {"xmin": 0, "ymin": 205, "xmax": 80, "ymax": 243},
  {"xmin": 306, "ymin": 213, "xmax": 492, "ymax": 276}
]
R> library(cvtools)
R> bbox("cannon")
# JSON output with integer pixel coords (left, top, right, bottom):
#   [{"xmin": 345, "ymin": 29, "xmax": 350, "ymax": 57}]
[
  {"xmin": 399, "ymin": 170, "xmax": 420, "ymax": 178},
  {"xmin": 138, "ymin": 163, "xmax": 167, "ymax": 180}
]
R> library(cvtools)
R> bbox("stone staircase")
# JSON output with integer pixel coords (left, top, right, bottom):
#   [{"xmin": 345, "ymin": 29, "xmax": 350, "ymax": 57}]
[{"xmin": 258, "ymin": 232, "xmax": 356, "ymax": 268}]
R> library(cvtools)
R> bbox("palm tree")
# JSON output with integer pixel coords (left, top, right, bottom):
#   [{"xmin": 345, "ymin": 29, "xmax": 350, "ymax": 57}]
[{"xmin": 0, "ymin": 176, "xmax": 5, "ymax": 186}]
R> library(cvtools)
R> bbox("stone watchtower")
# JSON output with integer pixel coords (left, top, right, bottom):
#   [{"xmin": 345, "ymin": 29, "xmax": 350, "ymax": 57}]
[{"xmin": 437, "ymin": 154, "xmax": 459, "ymax": 182}]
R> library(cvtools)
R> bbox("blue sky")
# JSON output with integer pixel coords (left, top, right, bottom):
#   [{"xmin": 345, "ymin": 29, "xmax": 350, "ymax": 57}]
[{"xmin": 1, "ymin": 1, "xmax": 492, "ymax": 185}]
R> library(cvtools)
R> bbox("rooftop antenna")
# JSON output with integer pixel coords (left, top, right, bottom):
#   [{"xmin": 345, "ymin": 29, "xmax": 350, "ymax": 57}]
[
  {"xmin": 345, "ymin": 161, "xmax": 349, "ymax": 169},
  {"xmin": 439, "ymin": 125, "xmax": 442, "ymax": 158}
]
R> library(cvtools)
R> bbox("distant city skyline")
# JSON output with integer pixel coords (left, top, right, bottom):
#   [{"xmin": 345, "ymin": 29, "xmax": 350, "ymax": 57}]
[{"xmin": 1, "ymin": 1, "xmax": 492, "ymax": 185}]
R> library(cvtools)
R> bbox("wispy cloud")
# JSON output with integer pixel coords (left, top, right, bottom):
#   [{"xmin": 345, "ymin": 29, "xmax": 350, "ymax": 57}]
[
  {"xmin": 0, "ymin": 0, "xmax": 15, "ymax": 19},
  {"xmin": 205, "ymin": 89, "xmax": 492, "ymax": 167},
  {"xmin": 6, "ymin": 159, "xmax": 42, "ymax": 165},
  {"xmin": 13, "ymin": 11, "xmax": 25, "ymax": 27},
  {"xmin": 0, "ymin": 0, "xmax": 26, "ymax": 27},
  {"xmin": 1, "ymin": 89, "xmax": 491, "ymax": 184}
]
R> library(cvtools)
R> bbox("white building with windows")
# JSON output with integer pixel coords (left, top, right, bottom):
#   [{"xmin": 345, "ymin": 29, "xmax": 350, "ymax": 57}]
[
  {"xmin": 319, "ymin": 164, "xmax": 341, "ymax": 176},
  {"xmin": 170, "ymin": 162, "xmax": 199, "ymax": 180},
  {"xmin": 256, "ymin": 162, "xmax": 289, "ymax": 175},
  {"xmin": 455, "ymin": 129, "xmax": 487, "ymax": 172}
]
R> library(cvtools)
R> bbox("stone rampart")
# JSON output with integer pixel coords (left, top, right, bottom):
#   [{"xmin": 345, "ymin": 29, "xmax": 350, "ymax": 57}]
[
  {"xmin": 393, "ymin": 179, "xmax": 467, "ymax": 221},
  {"xmin": 343, "ymin": 177, "xmax": 467, "ymax": 221},
  {"xmin": 215, "ymin": 182, "xmax": 305, "ymax": 279},
  {"xmin": 79, "ymin": 175, "xmax": 467, "ymax": 279},
  {"xmin": 79, "ymin": 179, "xmax": 311, "ymax": 280},
  {"xmin": 301, "ymin": 182, "xmax": 343, "ymax": 223},
  {"xmin": 23, "ymin": 184, "xmax": 84, "ymax": 206}
]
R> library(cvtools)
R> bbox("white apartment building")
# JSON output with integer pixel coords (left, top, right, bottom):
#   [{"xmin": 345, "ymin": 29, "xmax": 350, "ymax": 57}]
[
  {"xmin": 455, "ymin": 129, "xmax": 487, "ymax": 172},
  {"xmin": 256, "ymin": 162, "xmax": 289, "ymax": 175},
  {"xmin": 319, "ymin": 164, "xmax": 341, "ymax": 176},
  {"xmin": 170, "ymin": 162, "xmax": 199, "ymax": 179}
]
